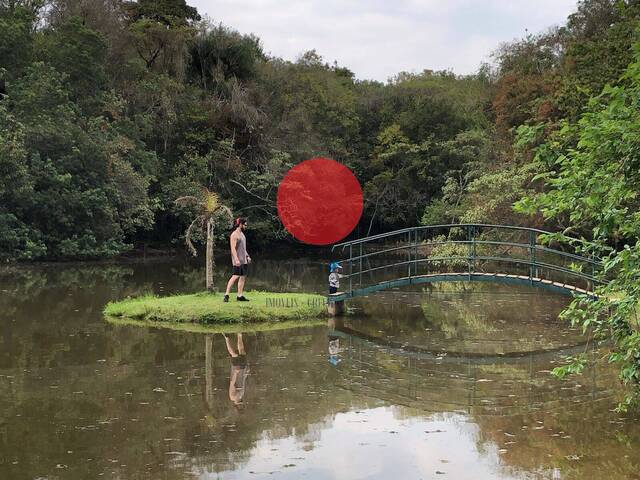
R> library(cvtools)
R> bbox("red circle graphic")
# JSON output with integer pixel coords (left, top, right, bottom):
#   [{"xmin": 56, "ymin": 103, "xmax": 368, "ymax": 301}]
[{"xmin": 277, "ymin": 158, "xmax": 363, "ymax": 245}]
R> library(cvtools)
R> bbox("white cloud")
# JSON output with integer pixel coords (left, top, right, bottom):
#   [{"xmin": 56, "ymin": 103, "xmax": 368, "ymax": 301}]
[{"xmin": 190, "ymin": 0, "xmax": 578, "ymax": 81}]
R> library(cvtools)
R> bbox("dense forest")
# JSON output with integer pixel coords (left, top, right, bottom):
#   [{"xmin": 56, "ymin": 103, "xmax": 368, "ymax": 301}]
[{"xmin": 0, "ymin": 0, "xmax": 637, "ymax": 260}]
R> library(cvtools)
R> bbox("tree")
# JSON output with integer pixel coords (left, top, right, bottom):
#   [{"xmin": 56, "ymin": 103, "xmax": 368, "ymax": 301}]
[
  {"xmin": 176, "ymin": 188, "xmax": 232, "ymax": 292},
  {"xmin": 3, "ymin": 61, "xmax": 155, "ymax": 259},
  {"xmin": 122, "ymin": 0, "xmax": 200, "ymax": 26},
  {"xmin": 37, "ymin": 15, "xmax": 108, "ymax": 107},
  {"xmin": 0, "ymin": 2, "xmax": 38, "ymax": 77},
  {"xmin": 123, "ymin": 0, "xmax": 200, "ymax": 77},
  {"xmin": 188, "ymin": 23, "xmax": 264, "ymax": 89}
]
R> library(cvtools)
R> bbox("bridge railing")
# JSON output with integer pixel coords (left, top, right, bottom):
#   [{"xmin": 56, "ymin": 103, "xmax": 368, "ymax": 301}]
[{"xmin": 332, "ymin": 224, "xmax": 605, "ymax": 297}]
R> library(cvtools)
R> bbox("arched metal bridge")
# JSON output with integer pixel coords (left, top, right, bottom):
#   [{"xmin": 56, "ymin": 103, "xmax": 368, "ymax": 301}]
[{"xmin": 328, "ymin": 224, "xmax": 603, "ymax": 302}]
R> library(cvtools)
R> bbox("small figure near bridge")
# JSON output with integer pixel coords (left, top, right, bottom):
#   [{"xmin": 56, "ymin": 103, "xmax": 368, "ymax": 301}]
[{"xmin": 328, "ymin": 262, "xmax": 343, "ymax": 294}]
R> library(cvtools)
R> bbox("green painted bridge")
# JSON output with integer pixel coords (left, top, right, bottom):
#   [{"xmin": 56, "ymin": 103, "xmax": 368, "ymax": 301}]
[{"xmin": 328, "ymin": 223, "xmax": 603, "ymax": 304}]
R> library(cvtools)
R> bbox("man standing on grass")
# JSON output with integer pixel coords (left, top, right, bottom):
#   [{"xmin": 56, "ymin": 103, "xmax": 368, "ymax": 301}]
[{"xmin": 224, "ymin": 218, "xmax": 251, "ymax": 302}]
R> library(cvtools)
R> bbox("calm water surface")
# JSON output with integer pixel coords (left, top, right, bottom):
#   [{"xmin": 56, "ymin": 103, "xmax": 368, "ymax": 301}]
[{"xmin": 0, "ymin": 256, "xmax": 638, "ymax": 480}]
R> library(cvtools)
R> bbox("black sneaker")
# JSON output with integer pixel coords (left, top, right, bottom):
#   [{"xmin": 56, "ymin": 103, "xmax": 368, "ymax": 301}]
[
  {"xmin": 237, "ymin": 296, "xmax": 250, "ymax": 302},
  {"xmin": 223, "ymin": 295, "xmax": 229, "ymax": 303}
]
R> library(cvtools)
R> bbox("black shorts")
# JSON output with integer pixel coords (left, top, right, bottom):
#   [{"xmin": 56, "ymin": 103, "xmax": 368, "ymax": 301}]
[
  {"xmin": 329, "ymin": 286, "xmax": 338, "ymax": 294},
  {"xmin": 232, "ymin": 264, "xmax": 248, "ymax": 276}
]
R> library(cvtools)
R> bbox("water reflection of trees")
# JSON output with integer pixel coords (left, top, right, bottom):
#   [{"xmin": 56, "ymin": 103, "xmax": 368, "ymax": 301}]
[
  {"xmin": 2, "ymin": 316, "xmax": 638, "ymax": 479},
  {"xmin": 0, "ymin": 322, "xmax": 355, "ymax": 478},
  {"xmin": 1, "ymin": 264, "xmax": 639, "ymax": 479},
  {"xmin": 349, "ymin": 286, "xmax": 581, "ymax": 355}
]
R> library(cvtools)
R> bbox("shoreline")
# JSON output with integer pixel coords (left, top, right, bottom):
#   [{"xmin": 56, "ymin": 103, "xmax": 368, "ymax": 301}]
[{"xmin": 0, "ymin": 242, "xmax": 338, "ymax": 267}]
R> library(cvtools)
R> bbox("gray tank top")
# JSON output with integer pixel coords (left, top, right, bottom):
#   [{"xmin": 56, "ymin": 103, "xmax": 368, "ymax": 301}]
[{"xmin": 232, "ymin": 230, "xmax": 248, "ymax": 265}]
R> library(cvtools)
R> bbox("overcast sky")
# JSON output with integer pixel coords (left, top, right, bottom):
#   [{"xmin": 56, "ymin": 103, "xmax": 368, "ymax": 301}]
[{"xmin": 189, "ymin": 0, "xmax": 578, "ymax": 82}]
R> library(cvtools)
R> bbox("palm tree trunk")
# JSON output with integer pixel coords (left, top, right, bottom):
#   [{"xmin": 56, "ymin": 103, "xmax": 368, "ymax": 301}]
[{"xmin": 206, "ymin": 217, "xmax": 215, "ymax": 292}]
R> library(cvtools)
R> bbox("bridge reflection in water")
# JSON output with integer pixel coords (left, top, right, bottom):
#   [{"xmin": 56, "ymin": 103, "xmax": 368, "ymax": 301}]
[
  {"xmin": 329, "ymin": 323, "xmax": 609, "ymax": 418},
  {"xmin": 323, "ymin": 281, "xmax": 614, "ymax": 419},
  {"xmin": 329, "ymin": 224, "xmax": 604, "ymax": 302}
]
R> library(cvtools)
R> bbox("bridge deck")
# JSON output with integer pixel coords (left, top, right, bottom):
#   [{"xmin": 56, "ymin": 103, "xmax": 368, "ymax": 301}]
[{"xmin": 328, "ymin": 272, "xmax": 593, "ymax": 302}]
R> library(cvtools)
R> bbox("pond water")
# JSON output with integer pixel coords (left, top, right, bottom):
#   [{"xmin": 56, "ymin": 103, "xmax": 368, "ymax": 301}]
[{"xmin": 0, "ymin": 256, "xmax": 638, "ymax": 479}]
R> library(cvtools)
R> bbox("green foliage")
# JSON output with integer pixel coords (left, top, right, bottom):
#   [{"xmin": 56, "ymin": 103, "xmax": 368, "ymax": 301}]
[
  {"xmin": 459, "ymin": 162, "xmax": 538, "ymax": 224},
  {"xmin": 123, "ymin": 0, "xmax": 201, "ymax": 26},
  {"xmin": 421, "ymin": 130, "xmax": 535, "ymax": 226},
  {"xmin": 257, "ymin": 52, "xmax": 360, "ymax": 163},
  {"xmin": 0, "ymin": 3, "xmax": 36, "ymax": 76},
  {"xmin": 188, "ymin": 23, "xmax": 264, "ymax": 87},
  {"xmin": 0, "ymin": 0, "xmax": 498, "ymax": 259},
  {"xmin": 492, "ymin": 0, "xmax": 640, "ymax": 132},
  {"xmin": 558, "ymin": 0, "xmax": 640, "ymax": 119},
  {"xmin": 128, "ymin": 17, "xmax": 193, "ymax": 76},
  {"xmin": 424, "ymin": 235, "xmax": 468, "ymax": 268},
  {"xmin": 37, "ymin": 16, "xmax": 108, "ymax": 100},
  {"xmin": 516, "ymin": 41, "xmax": 640, "ymax": 408},
  {"xmin": 441, "ymin": 1, "xmax": 640, "ymax": 233},
  {"xmin": 0, "ymin": 103, "xmax": 31, "ymax": 202},
  {"xmin": 1, "ymin": 58, "xmax": 155, "ymax": 259},
  {"xmin": 361, "ymin": 72, "xmax": 491, "ymax": 232},
  {"xmin": 0, "ymin": 214, "xmax": 46, "ymax": 260},
  {"xmin": 551, "ymin": 353, "xmax": 588, "ymax": 378}
]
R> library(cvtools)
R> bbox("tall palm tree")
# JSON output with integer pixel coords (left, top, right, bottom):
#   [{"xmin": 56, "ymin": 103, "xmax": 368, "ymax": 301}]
[{"xmin": 176, "ymin": 188, "xmax": 233, "ymax": 292}]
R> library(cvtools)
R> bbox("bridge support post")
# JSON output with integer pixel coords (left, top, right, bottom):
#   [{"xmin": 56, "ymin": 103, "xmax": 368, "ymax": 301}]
[
  {"xmin": 327, "ymin": 299, "xmax": 345, "ymax": 316},
  {"xmin": 349, "ymin": 245, "xmax": 353, "ymax": 295},
  {"xmin": 407, "ymin": 230, "xmax": 412, "ymax": 278},
  {"xmin": 529, "ymin": 231, "xmax": 536, "ymax": 284},
  {"xmin": 466, "ymin": 225, "xmax": 472, "ymax": 280}
]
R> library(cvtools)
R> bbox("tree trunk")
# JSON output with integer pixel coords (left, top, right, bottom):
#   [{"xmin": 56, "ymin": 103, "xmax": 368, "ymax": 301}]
[{"xmin": 206, "ymin": 217, "xmax": 215, "ymax": 292}]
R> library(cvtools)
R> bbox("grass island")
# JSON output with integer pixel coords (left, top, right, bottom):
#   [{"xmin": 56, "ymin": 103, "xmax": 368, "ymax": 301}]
[{"xmin": 103, "ymin": 291, "xmax": 329, "ymax": 327}]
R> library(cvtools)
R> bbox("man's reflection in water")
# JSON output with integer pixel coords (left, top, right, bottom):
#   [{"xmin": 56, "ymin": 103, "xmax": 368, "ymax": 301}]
[
  {"xmin": 223, "ymin": 333, "xmax": 250, "ymax": 407},
  {"xmin": 327, "ymin": 317, "xmax": 343, "ymax": 367}
]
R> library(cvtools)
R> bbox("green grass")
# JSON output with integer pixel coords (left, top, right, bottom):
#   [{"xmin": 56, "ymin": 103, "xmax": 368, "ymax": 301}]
[{"xmin": 103, "ymin": 291, "xmax": 329, "ymax": 325}]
